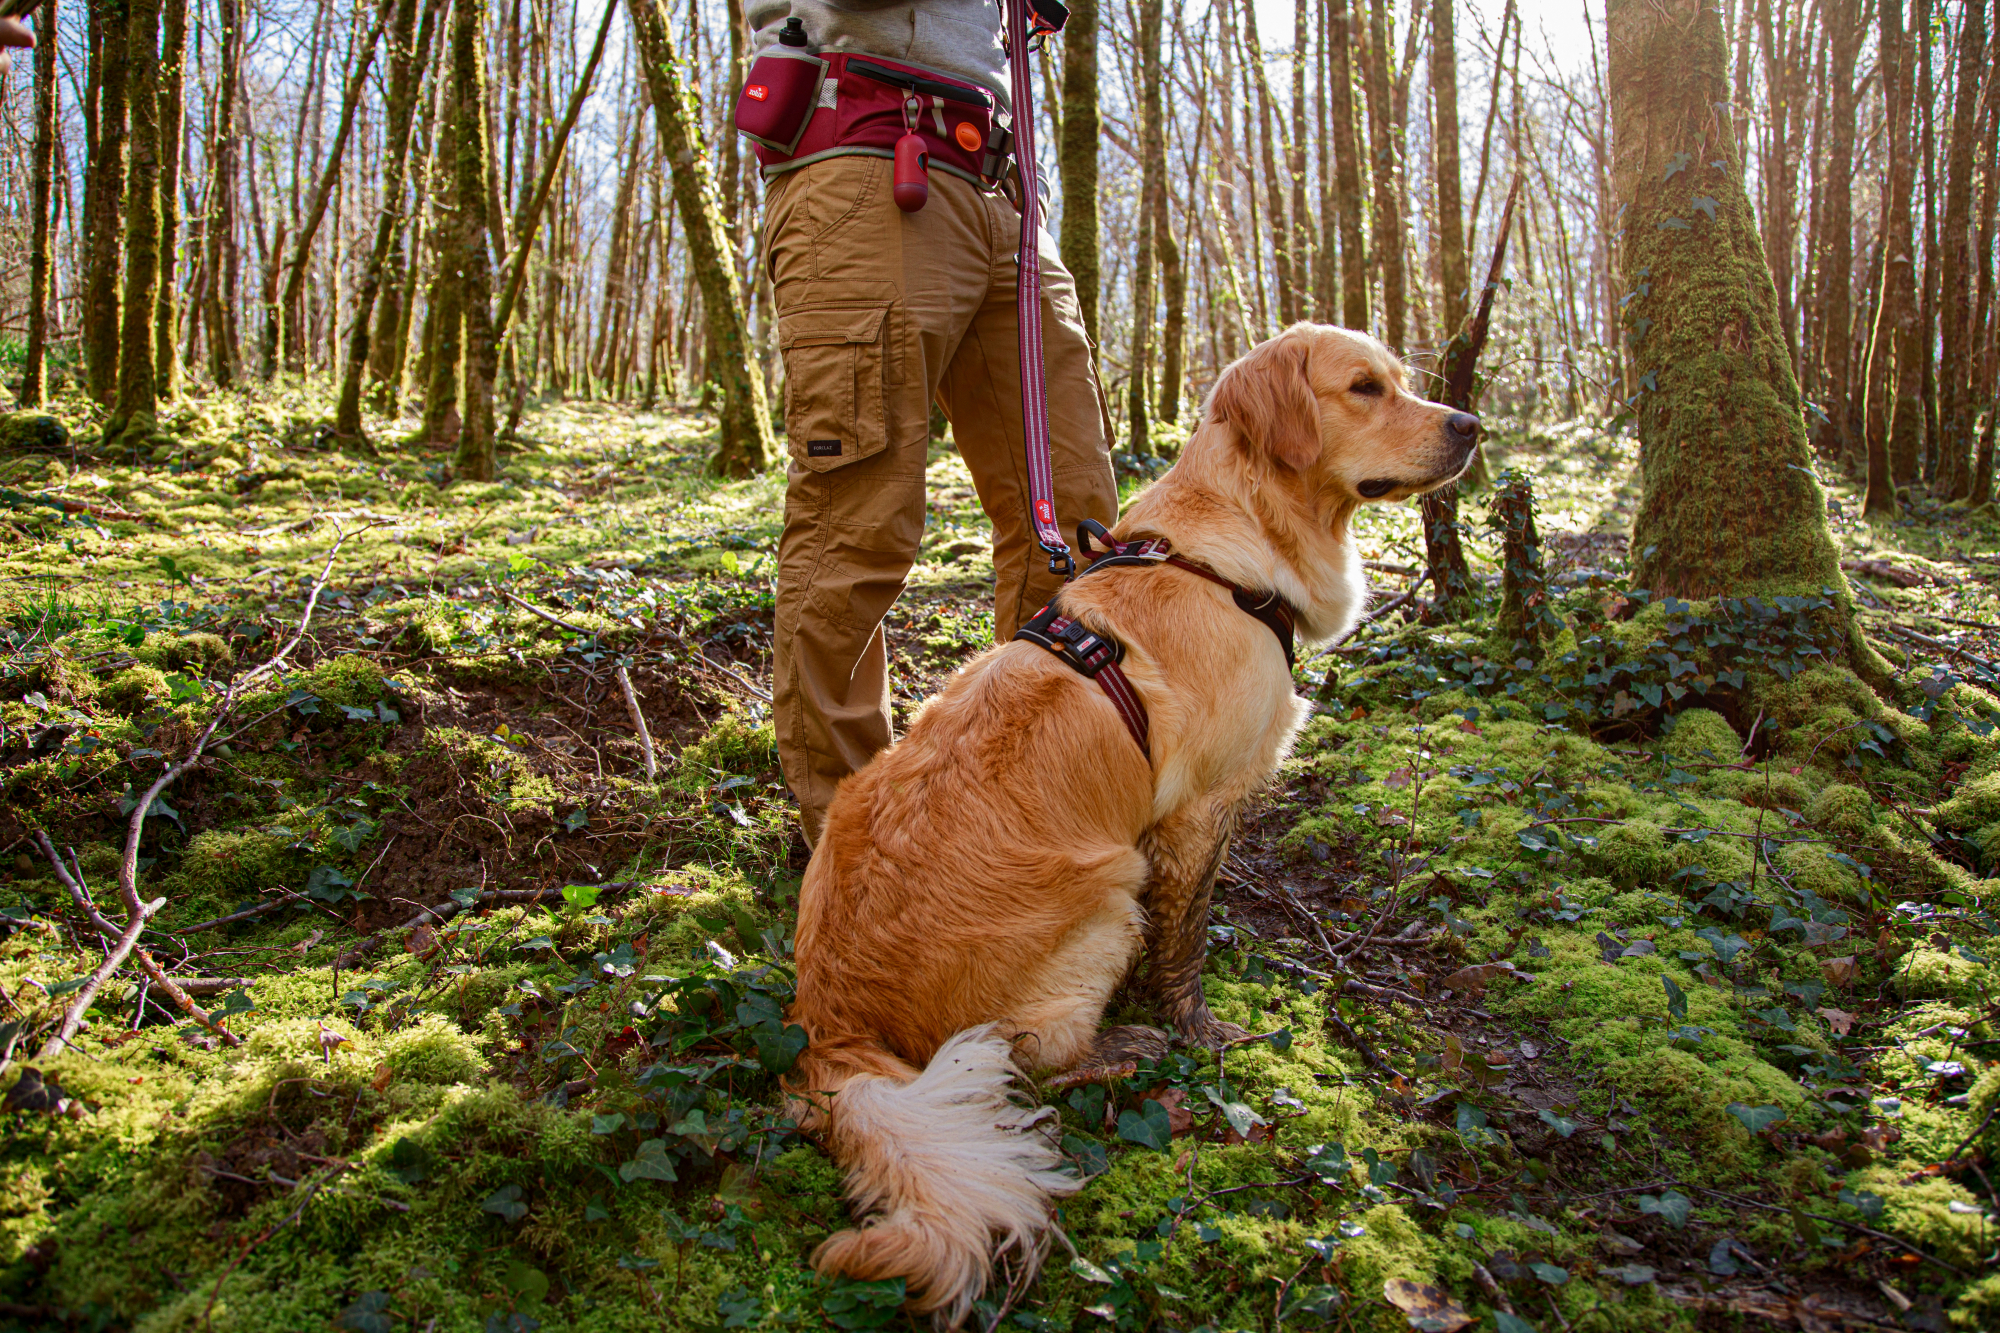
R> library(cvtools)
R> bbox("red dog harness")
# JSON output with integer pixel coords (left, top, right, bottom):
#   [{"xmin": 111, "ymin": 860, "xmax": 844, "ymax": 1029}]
[{"xmin": 1014, "ymin": 522, "xmax": 1298, "ymax": 758}]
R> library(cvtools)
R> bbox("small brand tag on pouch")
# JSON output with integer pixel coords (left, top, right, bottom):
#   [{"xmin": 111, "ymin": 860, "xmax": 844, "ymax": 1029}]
[{"xmin": 807, "ymin": 439, "xmax": 842, "ymax": 457}]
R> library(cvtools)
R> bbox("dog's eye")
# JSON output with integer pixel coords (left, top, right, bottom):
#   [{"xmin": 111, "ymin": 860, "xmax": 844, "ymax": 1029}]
[{"xmin": 1350, "ymin": 379, "xmax": 1383, "ymax": 398}]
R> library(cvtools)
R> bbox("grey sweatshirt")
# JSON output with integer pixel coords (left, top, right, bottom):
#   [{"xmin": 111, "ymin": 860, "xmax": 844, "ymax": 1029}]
[{"xmin": 746, "ymin": 0, "xmax": 1011, "ymax": 108}]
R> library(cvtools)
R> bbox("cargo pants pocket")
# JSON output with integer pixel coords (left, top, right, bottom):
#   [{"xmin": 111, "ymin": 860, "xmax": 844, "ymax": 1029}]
[{"xmin": 780, "ymin": 304, "xmax": 891, "ymax": 473}]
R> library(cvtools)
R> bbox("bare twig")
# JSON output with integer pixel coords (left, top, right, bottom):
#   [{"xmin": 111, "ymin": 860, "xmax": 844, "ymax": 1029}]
[{"xmin": 616, "ymin": 665, "xmax": 658, "ymax": 780}]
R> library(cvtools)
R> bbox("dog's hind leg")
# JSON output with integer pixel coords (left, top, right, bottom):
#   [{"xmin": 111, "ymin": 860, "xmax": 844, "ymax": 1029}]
[
  {"xmin": 1043, "ymin": 1025, "xmax": 1171, "ymax": 1090},
  {"xmin": 1137, "ymin": 802, "xmax": 1251, "ymax": 1050}
]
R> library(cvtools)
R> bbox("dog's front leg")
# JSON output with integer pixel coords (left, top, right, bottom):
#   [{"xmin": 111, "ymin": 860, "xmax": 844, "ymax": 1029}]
[{"xmin": 1138, "ymin": 803, "xmax": 1250, "ymax": 1050}]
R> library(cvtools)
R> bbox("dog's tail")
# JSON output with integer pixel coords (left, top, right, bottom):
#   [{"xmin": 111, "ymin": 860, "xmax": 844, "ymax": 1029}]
[{"xmin": 800, "ymin": 1026, "xmax": 1079, "ymax": 1327}]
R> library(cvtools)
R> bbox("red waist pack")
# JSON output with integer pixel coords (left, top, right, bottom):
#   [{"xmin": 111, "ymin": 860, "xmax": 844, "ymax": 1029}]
[{"xmin": 738, "ymin": 51, "xmax": 1014, "ymax": 189}]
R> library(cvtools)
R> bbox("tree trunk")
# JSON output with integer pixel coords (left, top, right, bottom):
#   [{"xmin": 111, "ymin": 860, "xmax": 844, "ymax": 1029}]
[
  {"xmin": 202, "ymin": 0, "xmax": 243, "ymax": 388},
  {"xmin": 1430, "ymin": 0, "xmax": 1467, "ymax": 335},
  {"xmin": 450, "ymin": 0, "xmax": 502, "ymax": 479},
  {"xmin": 1287, "ymin": 0, "xmax": 1313, "ymax": 316},
  {"xmin": 1915, "ymin": 0, "xmax": 1939, "ymax": 478},
  {"xmin": 628, "ymin": 0, "xmax": 772, "ymax": 477},
  {"xmin": 1241, "ymin": 0, "xmax": 1295, "ymax": 325},
  {"xmin": 1363, "ymin": 0, "xmax": 1404, "ymax": 348},
  {"xmin": 1814, "ymin": 0, "xmax": 1860, "ymax": 462},
  {"xmin": 1608, "ymin": 0, "xmax": 1849, "ymax": 607},
  {"xmin": 149, "ymin": 0, "xmax": 185, "ymax": 401},
  {"xmin": 334, "ymin": 0, "xmax": 433, "ymax": 441},
  {"xmin": 1968, "ymin": 75, "xmax": 2000, "ymax": 505},
  {"xmin": 1862, "ymin": 0, "xmax": 1913, "ymax": 516},
  {"xmin": 1328, "ymin": 0, "xmax": 1368, "ymax": 328},
  {"xmin": 107, "ymin": 0, "xmax": 162, "ymax": 450},
  {"xmin": 1059, "ymin": 0, "xmax": 1100, "ymax": 348},
  {"xmin": 1935, "ymin": 0, "xmax": 1988, "ymax": 499},
  {"xmin": 1128, "ymin": 0, "xmax": 1163, "ymax": 455},
  {"xmin": 83, "ymin": 0, "xmax": 130, "ymax": 408},
  {"xmin": 20, "ymin": 0, "xmax": 59, "ymax": 407}
]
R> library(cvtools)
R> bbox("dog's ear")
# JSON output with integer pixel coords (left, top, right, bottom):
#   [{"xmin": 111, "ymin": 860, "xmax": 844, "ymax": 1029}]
[{"xmin": 1211, "ymin": 338, "xmax": 1321, "ymax": 471}]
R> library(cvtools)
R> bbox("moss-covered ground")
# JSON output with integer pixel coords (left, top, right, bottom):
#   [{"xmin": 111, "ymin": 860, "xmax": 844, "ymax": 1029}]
[{"xmin": 1, "ymin": 390, "xmax": 1998, "ymax": 1332}]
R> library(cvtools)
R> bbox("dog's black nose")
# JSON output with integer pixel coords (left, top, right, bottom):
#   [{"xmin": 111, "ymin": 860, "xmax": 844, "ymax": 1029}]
[{"xmin": 1447, "ymin": 412, "xmax": 1480, "ymax": 442}]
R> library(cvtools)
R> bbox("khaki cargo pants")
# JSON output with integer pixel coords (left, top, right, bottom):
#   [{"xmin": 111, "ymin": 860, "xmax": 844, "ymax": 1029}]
[{"xmin": 764, "ymin": 155, "xmax": 1118, "ymax": 846}]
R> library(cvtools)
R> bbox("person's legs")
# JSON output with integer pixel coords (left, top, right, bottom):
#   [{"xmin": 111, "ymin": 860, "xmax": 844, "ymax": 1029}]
[
  {"xmin": 766, "ymin": 158, "xmax": 989, "ymax": 844},
  {"xmin": 937, "ymin": 198, "xmax": 1118, "ymax": 641}
]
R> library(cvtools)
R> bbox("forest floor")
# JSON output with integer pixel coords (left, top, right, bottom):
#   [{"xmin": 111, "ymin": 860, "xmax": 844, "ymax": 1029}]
[{"xmin": 1, "ymin": 388, "xmax": 1999, "ymax": 1333}]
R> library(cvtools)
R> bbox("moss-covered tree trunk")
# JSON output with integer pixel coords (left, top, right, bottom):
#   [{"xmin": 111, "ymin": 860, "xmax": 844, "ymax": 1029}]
[
  {"xmin": 153, "ymin": 0, "xmax": 185, "ymax": 401},
  {"xmin": 19, "ymin": 0, "xmax": 58, "ymax": 407},
  {"xmin": 201, "ymin": 0, "xmax": 242, "ymax": 388},
  {"xmin": 1058, "ymin": 0, "xmax": 1100, "ymax": 347},
  {"xmin": 1328, "ymin": 0, "xmax": 1368, "ymax": 329},
  {"xmin": 1608, "ymin": 0, "xmax": 1849, "ymax": 606},
  {"xmin": 1864, "ymin": 0, "xmax": 1916, "ymax": 512},
  {"xmin": 1430, "ymin": 0, "xmax": 1467, "ymax": 336},
  {"xmin": 449, "ymin": 0, "xmax": 501, "ymax": 480},
  {"xmin": 82, "ymin": 0, "xmax": 129, "ymax": 408},
  {"xmin": 1362, "ymin": 0, "xmax": 1403, "ymax": 348},
  {"xmin": 335, "ymin": 0, "xmax": 431, "ymax": 442},
  {"xmin": 1240, "ymin": 0, "xmax": 1294, "ymax": 325},
  {"xmin": 106, "ymin": 0, "xmax": 161, "ymax": 451},
  {"xmin": 1815, "ymin": 0, "xmax": 1860, "ymax": 462},
  {"xmin": 628, "ymin": 0, "xmax": 771, "ymax": 478},
  {"xmin": 1934, "ymin": 0, "xmax": 1988, "ymax": 500},
  {"xmin": 1126, "ymin": 0, "xmax": 1162, "ymax": 456}
]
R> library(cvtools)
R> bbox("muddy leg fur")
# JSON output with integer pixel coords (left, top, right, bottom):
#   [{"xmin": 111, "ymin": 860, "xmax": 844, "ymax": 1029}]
[
  {"xmin": 1137, "ymin": 804, "xmax": 1250, "ymax": 1049},
  {"xmin": 1043, "ymin": 1024, "xmax": 1171, "ymax": 1089}
]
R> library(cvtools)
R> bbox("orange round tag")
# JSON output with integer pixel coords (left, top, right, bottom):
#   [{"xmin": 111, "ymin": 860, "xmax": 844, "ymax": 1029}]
[{"xmin": 954, "ymin": 121, "xmax": 983, "ymax": 152}]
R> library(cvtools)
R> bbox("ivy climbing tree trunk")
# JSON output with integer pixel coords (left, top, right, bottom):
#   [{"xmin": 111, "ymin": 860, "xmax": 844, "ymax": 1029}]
[
  {"xmin": 1935, "ymin": 0, "xmax": 1988, "ymax": 499},
  {"xmin": 628, "ymin": 0, "xmax": 772, "ymax": 478},
  {"xmin": 1607, "ymin": 0, "xmax": 1850, "ymax": 613},
  {"xmin": 107, "ymin": 0, "xmax": 162, "ymax": 450},
  {"xmin": 19, "ymin": 0, "xmax": 58, "ymax": 407},
  {"xmin": 1058, "ymin": 0, "xmax": 1100, "ymax": 348}
]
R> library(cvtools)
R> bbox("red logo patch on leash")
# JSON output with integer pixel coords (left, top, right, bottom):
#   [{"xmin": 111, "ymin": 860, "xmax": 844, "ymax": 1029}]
[{"xmin": 1034, "ymin": 500, "xmax": 1053, "ymax": 524}]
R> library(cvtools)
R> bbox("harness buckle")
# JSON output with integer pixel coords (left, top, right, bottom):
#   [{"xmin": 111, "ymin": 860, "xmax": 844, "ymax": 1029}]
[{"xmin": 1014, "ymin": 603, "xmax": 1122, "ymax": 676}]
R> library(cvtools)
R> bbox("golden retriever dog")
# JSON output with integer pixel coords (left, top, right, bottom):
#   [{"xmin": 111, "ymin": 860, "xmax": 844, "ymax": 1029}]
[{"xmin": 784, "ymin": 324, "xmax": 1479, "ymax": 1323}]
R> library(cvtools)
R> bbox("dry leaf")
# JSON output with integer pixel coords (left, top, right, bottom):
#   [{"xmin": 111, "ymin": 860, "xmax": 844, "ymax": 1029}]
[
  {"xmin": 407, "ymin": 923, "xmax": 439, "ymax": 960},
  {"xmin": 1383, "ymin": 767, "xmax": 1414, "ymax": 789},
  {"xmin": 1810, "ymin": 1128, "xmax": 1849, "ymax": 1152},
  {"xmin": 1817, "ymin": 1006, "xmax": 1856, "ymax": 1036},
  {"xmin": 1820, "ymin": 956, "xmax": 1857, "ymax": 988},
  {"xmin": 293, "ymin": 929, "xmax": 324, "ymax": 954},
  {"xmin": 1382, "ymin": 1279, "xmax": 1474, "ymax": 1333},
  {"xmin": 1440, "ymin": 963, "xmax": 1517, "ymax": 995},
  {"xmin": 371, "ymin": 1062, "xmax": 393, "ymax": 1092}
]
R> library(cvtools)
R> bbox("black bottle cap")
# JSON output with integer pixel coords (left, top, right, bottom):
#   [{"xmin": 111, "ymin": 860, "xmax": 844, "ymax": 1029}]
[{"xmin": 779, "ymin": 16, "xmax": 808, "ymax": 45}]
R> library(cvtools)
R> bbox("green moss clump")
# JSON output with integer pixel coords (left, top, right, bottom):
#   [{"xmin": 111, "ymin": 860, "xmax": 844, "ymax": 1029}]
[
  {"xmin": 380, "ymin": 1013, "xmax": 488, "ymax": 1086},
  {"xmin": 675, "ymin": 711, "xmax": 778, "ymax": 789},
  {"xmin": 100, "ymin": 664, "xmax": 170, "ymax": 716}
]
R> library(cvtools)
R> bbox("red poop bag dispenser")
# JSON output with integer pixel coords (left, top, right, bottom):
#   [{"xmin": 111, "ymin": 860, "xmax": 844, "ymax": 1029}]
[
  {"xmin": 893, "ymin": 126, "xmax": 929, "ymax": 212},
  {"xmin": 733, "ymin": 17, "xmax": 827, "ymax": 156}
]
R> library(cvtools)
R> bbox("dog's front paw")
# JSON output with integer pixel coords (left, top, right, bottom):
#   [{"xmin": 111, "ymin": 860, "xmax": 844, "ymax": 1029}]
[{"xmin": 1173, "ymin": 1011, "xmax": 1251, "ymax": 1051}]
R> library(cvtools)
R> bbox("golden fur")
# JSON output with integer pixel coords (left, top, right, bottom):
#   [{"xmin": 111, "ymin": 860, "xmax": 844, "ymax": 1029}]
[{"xmin": 784, "ymin": 325, "xmax": 1476, "ymax": 1324}]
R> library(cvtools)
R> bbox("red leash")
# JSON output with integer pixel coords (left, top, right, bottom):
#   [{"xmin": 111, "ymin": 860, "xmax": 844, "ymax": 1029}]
[{"xmin": 1004, "ymin": 0, "xmax": 1073, "ymax": 577}]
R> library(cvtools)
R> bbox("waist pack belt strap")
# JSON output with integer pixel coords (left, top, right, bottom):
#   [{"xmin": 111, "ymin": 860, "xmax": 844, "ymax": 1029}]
[{"xmin": 1014, "ymin": 604, "xmax": 1149, "ymax": 756}]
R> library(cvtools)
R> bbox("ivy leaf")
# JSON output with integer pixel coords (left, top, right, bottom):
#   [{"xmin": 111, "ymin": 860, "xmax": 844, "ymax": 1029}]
[
  {"xmin": 619, "ymin": 1138, "xmax": 679, "ymax": 1183},
  {"xmin": 1663, "ymin": 151, "xmax": 1693, "ymax": 180},
  {"xmin": 1537, "ymin": 1109, "xmax": 1579, "ymax": 1139},
  {"xmin": 1726, "ymin": 1103, "xmax": 1787, "ymax": 1134},
  {"xmin": 820, "ymin": 1277, "xmax": 905, "ymax": 1330},
  {"xmin": 752, "ymin": 1022, "xmax": 809, "ymax": 1076},
  {"xmin": 1658, "ymin": 216, "xmax": 1693, "ymax": 230},
  {"xmin": 1637, "ymin": 1190, "xmax": 1691, "ymax": 1228},
  {"xmin": 1117, "ymin": 1099, "xmax": 1174, "ymax": 1151},
  {"xmin": 1662, "ymin": 975, "xmax": 1689, "ymax": 1022},
  {"xmin": 1528, "ymin": 1262, "xmax": 1569, "ymax": 1285},
  {"xmin": 1691, "ymin": 195, "xmax": 1719, "ymax": 220},
  {"xmin": 481, "ymin": 1184, "xmax": 528, "ymax": 1222}
]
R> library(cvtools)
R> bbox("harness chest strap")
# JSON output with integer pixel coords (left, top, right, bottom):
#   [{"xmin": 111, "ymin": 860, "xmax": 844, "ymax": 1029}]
[{"xmin": 1011, "ymin": 523, "xmax": 1300, "ymax": 758}]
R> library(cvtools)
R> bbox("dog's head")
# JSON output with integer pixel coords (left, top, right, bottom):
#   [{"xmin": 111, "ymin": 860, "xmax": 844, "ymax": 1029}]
[{"xmin": 1207, "ymin": 324, "xmax": 1479, "ymax": 504}]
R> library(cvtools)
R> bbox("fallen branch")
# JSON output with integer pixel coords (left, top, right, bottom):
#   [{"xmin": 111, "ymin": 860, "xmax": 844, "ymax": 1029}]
[
  {"xmin": 616, "ymin": 665, "xmax": 658, "ymax": 780},
  {"xmin": 32, "ymin": 526, "xmax": 369, "ymax": 1059},
  {"xmin": 1687, "ymin": 1186, "xmax": 1969, "ymax": 1279},
  {"xmin": 497, "ymin": 584, "xmax": 775, "ymax": 703}
]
